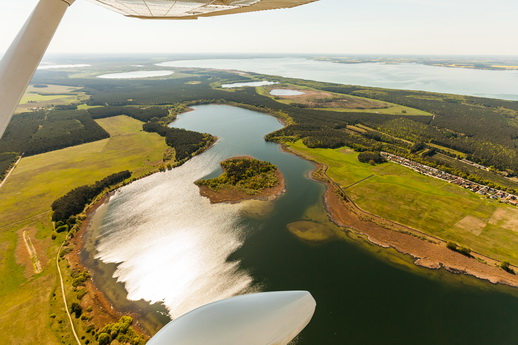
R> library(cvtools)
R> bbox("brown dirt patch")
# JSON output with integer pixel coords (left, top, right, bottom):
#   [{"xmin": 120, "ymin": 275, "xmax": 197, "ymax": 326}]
[
  {"xmin": 15, "ymin": 227, "xmax": 48, "ymax": 277},
  {"xmin": 267, "ymin": 86, "xmax": 389, "ymax": 110},
  {"xmin": 489, "ymin": 208, "xmax": 518, "ymax": 231},
  {"xmin": 454, "ymin": 216, "xmax": 487, "ymax": 236}
]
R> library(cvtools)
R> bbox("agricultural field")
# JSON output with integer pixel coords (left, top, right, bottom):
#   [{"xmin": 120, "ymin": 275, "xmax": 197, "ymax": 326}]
[
  {"xmin": 0, "ymin": 116, "xmax": 170, "ymax": 344},
  {"xmin": 289, "ymin": 140, "xmax": 518, "ymax": 264},
  {"xmin": 16, "ymin": 84, "xmax": 88, "ymax": 113}
]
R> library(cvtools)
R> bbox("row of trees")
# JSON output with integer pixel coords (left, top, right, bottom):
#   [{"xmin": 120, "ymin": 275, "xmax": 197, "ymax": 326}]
[
  {"xmin": 51, "ymin": 170, "xmax": 131, "ymax": 223},
  {"xmin": 142, "ymin": 122, "xmax": 214, "ymax": 162}
]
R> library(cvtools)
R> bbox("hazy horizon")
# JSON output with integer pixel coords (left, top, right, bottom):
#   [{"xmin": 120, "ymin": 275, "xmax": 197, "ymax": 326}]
[{"xmin": 1, "ymin": 0, "xmax": 518, "ymax": 56}]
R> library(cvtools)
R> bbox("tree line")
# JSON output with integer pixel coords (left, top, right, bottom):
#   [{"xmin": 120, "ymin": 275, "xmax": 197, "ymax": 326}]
[
  {"xmin": 51, "ymin": 170, "xmax": 131, "ymax": 223},
  {"xmin": 142, "ymin": 122, "xmax": 214, "ymax": 162}
]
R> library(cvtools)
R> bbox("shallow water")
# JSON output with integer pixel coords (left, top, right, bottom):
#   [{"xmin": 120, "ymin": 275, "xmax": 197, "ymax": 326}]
[{"xmin": 86, "ymin": 104, "xmax": 518, "ymax": 344}]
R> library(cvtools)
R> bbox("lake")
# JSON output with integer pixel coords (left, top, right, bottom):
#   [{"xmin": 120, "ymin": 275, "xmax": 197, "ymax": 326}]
[
  {"xmin": 157, "ymin": 57, "xmax": 518, "ymax": 100},
  {"xmin": 97, "ymin": 70, "xmax": 174, "ymax": 79},
  {"xmin": 83, "ymin": 104, "xmax": 518, "ymax": 345},
  {"xmin": 222, "ymin": 81, "xmax": 278, "ymax": 88}
]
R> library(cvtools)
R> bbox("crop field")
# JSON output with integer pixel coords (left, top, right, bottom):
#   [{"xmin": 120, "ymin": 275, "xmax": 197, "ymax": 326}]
[
  {"xmin": 0, "ymin": 115, "xmax": 169, "ymax": 343},
  {"xmin": 290, "ymin": 141, "xmax": 518, "ymax": 264}
]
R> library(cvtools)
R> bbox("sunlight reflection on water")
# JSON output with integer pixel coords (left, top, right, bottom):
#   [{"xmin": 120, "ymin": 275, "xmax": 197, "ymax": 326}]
[{"xmin": 95, "ymin": 150, "xmax": 254, "ymax": 318}]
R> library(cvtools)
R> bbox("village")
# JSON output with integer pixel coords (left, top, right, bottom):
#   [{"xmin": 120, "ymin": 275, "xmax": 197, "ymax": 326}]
[{"xmin": 381, "ymin": 152, "xmax": 518, "ymax": 207}]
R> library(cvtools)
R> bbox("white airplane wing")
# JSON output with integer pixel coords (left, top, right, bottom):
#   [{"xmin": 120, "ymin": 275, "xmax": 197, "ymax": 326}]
[
  {"xmin": 149, "ymin": 291, "xmax": 316, "ymax": 345},
  {"xmin": 88, "ymin": 0, "xmax": 318, "ymax": 19}
]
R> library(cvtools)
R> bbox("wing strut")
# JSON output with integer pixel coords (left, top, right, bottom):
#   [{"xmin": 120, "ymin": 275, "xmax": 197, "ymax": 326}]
[{"xmin": 0, "ymin": 0, "xmax": 75, "ymax": 138}]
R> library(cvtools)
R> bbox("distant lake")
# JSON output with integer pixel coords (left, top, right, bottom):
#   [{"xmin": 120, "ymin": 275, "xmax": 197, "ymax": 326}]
[
  {"xmin": 97, "ymin": 70, "xmax": 174, "ymax": 79},
  {"xmin": 270, "ymin": 89, "xmax": 305, "ymax": 96},
  {"xmin": 37, "ymin": 64, "xmax": 91, "ymax": 69},
  {"xmin": 221, "ymin": 81, "xmax": 277, "ymax": 88},
  {"xmin": 157, "ymin": 58, "xmax": 518, "ymax": 100}
]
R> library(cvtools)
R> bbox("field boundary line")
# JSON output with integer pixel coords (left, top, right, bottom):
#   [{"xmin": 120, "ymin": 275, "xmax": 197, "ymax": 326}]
[{"xmin": 57, "ymin": 241, "xmax": 81, "ymax": 345}]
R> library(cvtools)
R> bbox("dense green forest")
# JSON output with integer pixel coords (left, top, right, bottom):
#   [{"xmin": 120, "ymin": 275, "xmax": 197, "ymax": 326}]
[
  {"xmin": 196, "ymin": 157, "xmax": 279, "ymax": 195},
  {"xmin": 51, "ymin": 170, "xmax": 131, "ymax": 223},
  {"xmin": 27, "ymin": 110, "xmax": 110, "ymax": 155},
  {"xmin": 0, "ymin": 109, "xmax": 109, "ymax": 156}
]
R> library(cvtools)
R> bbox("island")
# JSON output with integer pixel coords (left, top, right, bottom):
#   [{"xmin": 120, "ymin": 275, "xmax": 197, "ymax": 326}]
[{"xmin": 195, "ymin": 156, "xmax": 285, "ymax": 203}]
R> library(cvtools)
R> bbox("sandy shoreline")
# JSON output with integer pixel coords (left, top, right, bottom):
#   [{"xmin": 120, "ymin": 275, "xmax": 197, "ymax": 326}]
[
  {"xmin": 67, "ymin": 193, "xmax": 153, "ymax": 338},
  {"xmin": 281, "ymin": 145, "xmax": 518, "ymax": 288}
]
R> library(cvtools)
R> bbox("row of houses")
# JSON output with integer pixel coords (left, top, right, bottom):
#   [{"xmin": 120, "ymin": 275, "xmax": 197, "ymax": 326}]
[{"xmin": 381, "ymin": 152, "xmax": 518, "ymax": 207}]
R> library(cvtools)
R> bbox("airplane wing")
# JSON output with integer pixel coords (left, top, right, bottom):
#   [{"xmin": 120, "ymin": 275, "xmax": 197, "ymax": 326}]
[
  {"xmin": 88, "ymin": 0, "xmax": 318, "ymax": 19},
  {"xmin": 148, "ymin": 291, "xmax": 316, "ymax": 345}
]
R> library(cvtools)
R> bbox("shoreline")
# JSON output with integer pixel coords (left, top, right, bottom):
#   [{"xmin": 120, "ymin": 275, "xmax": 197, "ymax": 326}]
[
  {"xmin": 281, "ymin": 144, "xmax": 518, "ymax": 288},
  {"xmin": 67, "ymin": 193, "xmax": 153, "ymax": 337}
]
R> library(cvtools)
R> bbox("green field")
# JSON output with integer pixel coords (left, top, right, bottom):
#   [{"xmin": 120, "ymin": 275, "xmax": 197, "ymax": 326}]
[
  {"xmin": 0, "ymin": 116, "xmax": 169, "ymax": 344},
  {"xmin": 290, "ymin": 140, "xmax": 518, "ymax": 264},
  {"xmin": 19, "ymin": 93, "xmax": 74, "ymax": 104}
]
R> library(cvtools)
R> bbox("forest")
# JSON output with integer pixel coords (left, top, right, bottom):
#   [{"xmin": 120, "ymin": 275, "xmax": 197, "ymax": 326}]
[
  {"xmin": 142, "ymin": 122, "xmax": 214, "ymax": 162},
  {"xmin": 51, "ymin": 170, "xmax": 131, "ymax": 223},
  {"xmin": 0, "ymin": 109, "xmax": 109, "ymax": 156}
]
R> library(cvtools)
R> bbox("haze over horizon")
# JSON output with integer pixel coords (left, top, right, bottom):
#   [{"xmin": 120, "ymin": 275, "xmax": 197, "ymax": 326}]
[{"xmin": 1, "ymin": 0, "xmax": 518, "ymax": 56}]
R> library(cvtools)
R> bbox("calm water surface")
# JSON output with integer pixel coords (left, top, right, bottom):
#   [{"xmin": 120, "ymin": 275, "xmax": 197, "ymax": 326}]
[
  {"xmin": 157, "ymin": 58, "xmax": 518, "ymax": 100},
  {"xmin": 222, "ymin": 81, "xmax": 278, "ymax": 88},
  {"xmin": 97, "ymin": 70, "xmax": 174, "ymax": 79},
  {"xmin": 84, "ymin": 105, "xmax": 518, "ymax": 344}
]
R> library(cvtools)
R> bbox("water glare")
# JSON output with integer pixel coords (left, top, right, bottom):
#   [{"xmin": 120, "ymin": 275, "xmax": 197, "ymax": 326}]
[{"xmin": 95, "ymin": 150, "xmax": 253, "ymax": 318}]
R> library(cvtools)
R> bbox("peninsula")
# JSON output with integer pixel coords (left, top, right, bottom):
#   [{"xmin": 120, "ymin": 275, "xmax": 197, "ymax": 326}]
[{"xmin": 195, "ymin": 156, "xmax": 285, "ymax": 203}]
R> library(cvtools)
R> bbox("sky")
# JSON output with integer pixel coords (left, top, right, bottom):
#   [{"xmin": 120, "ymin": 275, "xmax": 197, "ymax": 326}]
[{"xmin": 1, "ymin": 0, "xmax": 518, "ymax": 56}]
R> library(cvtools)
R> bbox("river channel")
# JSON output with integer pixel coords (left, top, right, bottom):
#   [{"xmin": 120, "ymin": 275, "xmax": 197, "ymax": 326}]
[{"xmin": 82, "ymin": 104, "xmax": 518, "ymax": 345}]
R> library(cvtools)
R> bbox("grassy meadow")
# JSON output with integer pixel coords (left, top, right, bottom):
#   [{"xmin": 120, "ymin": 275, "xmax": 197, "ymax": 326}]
[
  {"xmin": 290, "ymin": 141, "xmax": 518, "ymax": 264},
  {"xmin": 0, "ymin": 116, "xmax": 169, "ymax": 344}
]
